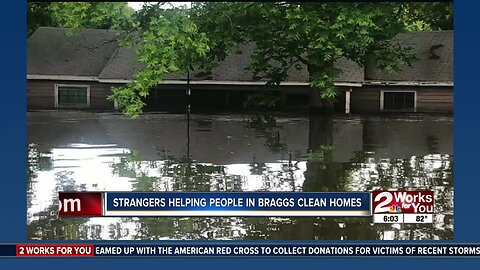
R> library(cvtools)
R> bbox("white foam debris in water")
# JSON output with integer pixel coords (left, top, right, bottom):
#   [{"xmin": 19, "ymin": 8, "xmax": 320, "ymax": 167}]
[
  {"xmin": 67, "ymin": 143, "xmax": 119, "ymax": 148},
  {"xmin": 383, "ymin": 231, "xmax": 395, "ymax": 240}
]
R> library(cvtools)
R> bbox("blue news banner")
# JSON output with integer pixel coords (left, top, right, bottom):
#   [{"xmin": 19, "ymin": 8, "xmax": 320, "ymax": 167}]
[
  {"xmin": 102, "ymin": 192, "xmax": 371, "ymax": 216},
  {"xmin": 11, "ymin": 191, "xmax": 471, "ymax": 258}
]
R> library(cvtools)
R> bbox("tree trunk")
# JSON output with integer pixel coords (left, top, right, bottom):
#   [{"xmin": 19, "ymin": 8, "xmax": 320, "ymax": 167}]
[{"xmin": 309, "ymin": 89, "xmax": 335, "ymax": 112}]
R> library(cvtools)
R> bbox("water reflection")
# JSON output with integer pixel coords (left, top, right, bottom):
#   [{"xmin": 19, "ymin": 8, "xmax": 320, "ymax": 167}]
[{"xmin": 27, "ymin": 112, "xmax": 453, "ymax": 240}]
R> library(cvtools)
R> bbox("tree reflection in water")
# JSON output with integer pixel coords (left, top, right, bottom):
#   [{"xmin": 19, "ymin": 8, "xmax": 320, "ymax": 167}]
[
  {"xmin": 28, "ymin": 144, "xmax": 93, "ymax": 240},
  {"xmin": 246, "ymin": 113, "xmax": 287, "ymax": 152},
  {"xmin": 26, "ymin": 113, "xmax": 453, "ymax": 240}
]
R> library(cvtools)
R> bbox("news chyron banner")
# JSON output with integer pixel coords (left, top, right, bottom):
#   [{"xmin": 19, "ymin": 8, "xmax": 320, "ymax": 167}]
[
  {"xmin": 5, "ymin": 244, "xmax": 480, "ymax": 257},
  {"xmin": 59, "ymin": 192, "xmax": 370, "ymax": 217},
  {"xmin": 58, "ymin": 190, "xmax": 434, "ymax": 223}
]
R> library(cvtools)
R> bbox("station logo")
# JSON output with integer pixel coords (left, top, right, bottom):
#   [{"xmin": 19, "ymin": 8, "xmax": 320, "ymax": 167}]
[
  {"xmin": 59, "ymin": 192, "xmax": 103, "ymax": 216},
  {"xmin": 389, "ymin": 204, "xmax": 402, "ymax": 213},
  {"xmin": 373, "ymin": 191, "xmax": 434, "ymax": 214}
]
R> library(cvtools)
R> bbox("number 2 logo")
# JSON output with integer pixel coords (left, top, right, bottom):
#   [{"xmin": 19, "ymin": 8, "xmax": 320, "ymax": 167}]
[{"xmin": 374, "ymin": 192, "xmax": 393, "ymax": 213}]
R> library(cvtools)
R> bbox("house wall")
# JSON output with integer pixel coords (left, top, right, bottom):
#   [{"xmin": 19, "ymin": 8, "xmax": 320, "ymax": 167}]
[
  {"xmin": 27, "ymin": 80, "xmax": 121, "ymax": 110},
  {"xmin": 27, "ymin": 80, "xmax": 313, "ymax": 111},
  {"xmin": 350, "ymin": 85, "xmax": 453, "ymax": 113},
  {"xmin": 28, "ymin": 80, "xmax": 453, "ymax": 113}
]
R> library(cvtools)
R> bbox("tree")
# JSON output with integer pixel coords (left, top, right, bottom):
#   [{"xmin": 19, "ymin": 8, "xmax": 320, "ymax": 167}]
[
  {"xmin": 115, "ymin": 2, "xmax": 422, "ymax": 115},
  {"xmin": 399, "ymin": 2, "xmax": 453, "ymax": 31},
  {"xmin": 28, "ymin": 2, "xmax": 56, "ymax": 37},
  {"xmin": 27, "ymin": 2, "xmax": 135, "ymax": 36},
  {"xmin": 27, "ymin": 2, "xmax": 453, "ymax": 116},
  {"xmin": 190, "ymin": 3, "xmax": 418, "ymax": 103},
  {"xmin": 108, "ymin": 4, "xmax": 211, "ymax": 116}
]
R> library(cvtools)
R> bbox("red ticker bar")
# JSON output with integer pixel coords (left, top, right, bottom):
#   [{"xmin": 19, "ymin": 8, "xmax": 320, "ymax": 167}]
[
  {"xmin": 59, "ymin": 192, "xmax": 103, "ymax": 216},
  {"xmin": 16, "ymin": 244, "xmax": 94, "ymax": 257}
]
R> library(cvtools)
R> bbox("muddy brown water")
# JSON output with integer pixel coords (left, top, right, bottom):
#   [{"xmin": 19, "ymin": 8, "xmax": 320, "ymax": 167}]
[{"xmin": 27, "ymin": 111, "xmax": 453, "ymax": 240}]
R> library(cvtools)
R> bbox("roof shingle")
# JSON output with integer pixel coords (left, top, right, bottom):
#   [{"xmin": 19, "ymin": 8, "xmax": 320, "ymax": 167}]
[
  {"xmin": 28, "ymin": 27, "xmax": 453, "ymax": 83},
  {"xmin": 28, "ymin": 27, "xmax": 119, "ymax": 77}
]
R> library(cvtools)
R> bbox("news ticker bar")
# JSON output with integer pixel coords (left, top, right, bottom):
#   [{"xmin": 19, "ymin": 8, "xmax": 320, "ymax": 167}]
[
  {"xmin": 0, "ymin": 244, "xmax": 480, "ymax": 257},
  {"xmin": 59, "ymin": 192, "xmax": 371, "ymax": 217},
  {"xmin": 58, "ymin": 191, "xmax": 434, "ymax": 223}
]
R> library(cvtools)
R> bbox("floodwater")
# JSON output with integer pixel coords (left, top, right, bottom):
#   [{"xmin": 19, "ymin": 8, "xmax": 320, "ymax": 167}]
[{"xmin": 27, "ymin": 111, "xmax": 453, "ymax": 240}]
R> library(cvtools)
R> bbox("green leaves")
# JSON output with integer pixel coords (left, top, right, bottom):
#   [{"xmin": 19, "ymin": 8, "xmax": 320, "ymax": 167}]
[
  {"xmin": 311, "ymin": 74, "xmax": 338, "ymax": 100},
  {"xmin": 398, "ymin": 2, "xmax": 453, "ymax": 31},
  {"xmin": 49, "ymin": 2, "xmax": 135, "ymax": 31},
  {"xmin": 308, "ymin": 145, "xmax": 334, "ymax": 162},
  {"xmin": 109, "ymin": 7, "xmax": 213, "ymax": 117},
  {"xmin": 29, "ymin": 2, "xmax": 452, "ymax": 116},
  {"xmin": 191, "ymin": 2, "xmax": 424, "ymax": 103}
]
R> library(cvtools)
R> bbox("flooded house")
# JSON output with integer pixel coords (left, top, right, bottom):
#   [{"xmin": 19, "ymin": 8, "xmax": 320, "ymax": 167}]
[
  {"xmin": 27, "ymin": 27, "xmax": 453, "ymax": 113},
  {"xmin": 354, "ymin": 31, "xmax": 453, "ymax": 113},
  {"xmin": 27, "ymin": 28, "xmax": 454, "ymax": 241}
]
